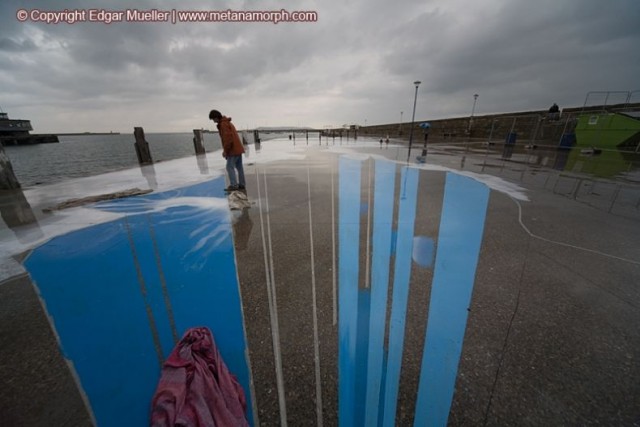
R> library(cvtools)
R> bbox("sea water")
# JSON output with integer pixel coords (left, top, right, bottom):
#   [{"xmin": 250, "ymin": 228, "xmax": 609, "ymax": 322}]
[{"xmin": 4, "ymin": 133, "xmax": 222, "ymax": 187}]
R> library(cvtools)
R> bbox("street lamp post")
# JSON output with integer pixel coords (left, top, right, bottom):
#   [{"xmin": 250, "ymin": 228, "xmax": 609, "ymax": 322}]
[
  {"xmin": 468, "ymin": 93, "xmax": 479, "ymax": 134},
  {"xmin": 407, "ymin": 81, "xmax": 421, "ymax": 162},
  {"xmin": 399, "ymin": 111, "xmax": 404, "ymax": 135}
]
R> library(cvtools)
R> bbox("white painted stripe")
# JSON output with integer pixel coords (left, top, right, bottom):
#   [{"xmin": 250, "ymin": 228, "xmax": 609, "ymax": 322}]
[
  {"xmin": 254, "ymin": 167, "xmax": 288, "ymax": 426},
  {"xmin": 227, "ymin": 175, "xmax": 260, "ymax": 427},
  {"xmin": 513, "ymin": 196, "xmax": 640, "ymax": 265},
  {"xmin": 331, "ymin": 161, "xmax": 338, "ymax": 326},
  {"xmin": 307, "ymin": 167, "xmax": 324, "ymax": 427},
  {"xmin": 364, "ymin": 158, "xmax": 372, "ymax": 288}
]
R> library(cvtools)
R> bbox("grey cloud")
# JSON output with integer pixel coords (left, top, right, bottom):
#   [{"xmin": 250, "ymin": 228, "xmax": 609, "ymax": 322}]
[
  {"xmin": 0, "ymin": 37, "xmax": 37, "ymax": 52},
  {"xmin": 380, "ymin": 0, "xmax": 640, "ymax": 117},
  {"xmin": 1, "ymin": 0, "xmax": 639, "ymax": 132}
]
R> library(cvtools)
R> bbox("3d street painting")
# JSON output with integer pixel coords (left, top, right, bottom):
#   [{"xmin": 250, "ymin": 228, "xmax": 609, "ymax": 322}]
[{"xmin": 23, "ymin": 154, "xmax": 491, "ymax": 426}]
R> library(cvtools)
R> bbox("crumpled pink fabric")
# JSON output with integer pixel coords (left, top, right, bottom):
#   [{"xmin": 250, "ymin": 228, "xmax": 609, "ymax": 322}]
[{"xmin": 150, "ymin": 327, "xmax": 249, "ymax": 427}]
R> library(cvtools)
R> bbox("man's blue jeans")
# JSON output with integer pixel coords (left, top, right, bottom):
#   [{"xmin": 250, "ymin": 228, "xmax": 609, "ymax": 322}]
[{"xmin": 226, "ymin": 155, "xmax": 245, "ymax": 187}]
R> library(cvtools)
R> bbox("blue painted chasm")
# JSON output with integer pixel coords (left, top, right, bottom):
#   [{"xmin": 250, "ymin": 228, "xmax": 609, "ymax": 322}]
[
  {"xmin": 338, "ymin": 156, "xmax": 362, "ymax": 427},
  {"xmin": 24, "ymin": 177, "xmax": 253, "ymax": 427},
  {"xmin": 338, "ymin": 159, "xmax": 491, "ymax": 426}
]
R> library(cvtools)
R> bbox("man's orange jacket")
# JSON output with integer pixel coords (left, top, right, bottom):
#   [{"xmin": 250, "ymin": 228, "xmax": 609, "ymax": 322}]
[{"xmin": 217, "ymin": 116, "xmax": 245, "ymax": 157}]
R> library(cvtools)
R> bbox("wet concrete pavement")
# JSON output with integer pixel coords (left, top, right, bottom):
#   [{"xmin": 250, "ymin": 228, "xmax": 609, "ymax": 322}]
[
  {"xmin": 0, "ymin": 274, "xmax": 93, "ymax": 426},
  {"xmin": 1, "ymin": 138, "xmax": 639, "ymax": 425}
]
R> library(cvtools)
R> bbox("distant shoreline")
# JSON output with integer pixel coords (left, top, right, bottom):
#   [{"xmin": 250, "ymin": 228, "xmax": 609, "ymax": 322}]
[{"xmin": 58, "ymin": 132, "xmax": 121, "ymax": 136}]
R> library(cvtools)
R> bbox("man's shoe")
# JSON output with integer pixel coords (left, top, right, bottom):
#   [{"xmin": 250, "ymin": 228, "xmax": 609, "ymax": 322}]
[
  {"xmin": 225, "ymin": 185, "xmax": 238, "ymax": 192},
  {"xmin": 238, "ymin": 185, "xmax": 246, "ymax": 191}
]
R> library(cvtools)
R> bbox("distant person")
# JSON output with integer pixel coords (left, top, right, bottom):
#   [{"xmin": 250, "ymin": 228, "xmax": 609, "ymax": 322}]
[
  {"xmin": 209, "ymin": 109, "xmax": 246, "ymax": 192},
  {"xmin": 548, "ymin": 103, "xmax": 560, "ymax": 121}
]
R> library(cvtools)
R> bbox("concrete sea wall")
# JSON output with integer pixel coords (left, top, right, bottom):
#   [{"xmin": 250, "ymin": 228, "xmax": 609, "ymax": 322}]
[{"xmin": 357, "ymin": 103, "xmax": 640, "ymax": 146}]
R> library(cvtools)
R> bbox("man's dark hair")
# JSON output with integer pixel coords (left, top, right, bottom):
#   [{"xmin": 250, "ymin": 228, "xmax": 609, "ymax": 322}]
[{"xmin": 209, "ymin": 109, "xmax": 222, "ymax": 120}]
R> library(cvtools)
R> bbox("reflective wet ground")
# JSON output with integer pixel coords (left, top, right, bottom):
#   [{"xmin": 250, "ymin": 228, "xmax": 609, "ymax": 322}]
[{"xmin": 1, "ymin": 137, "xmax": 639, "ymax": 426}]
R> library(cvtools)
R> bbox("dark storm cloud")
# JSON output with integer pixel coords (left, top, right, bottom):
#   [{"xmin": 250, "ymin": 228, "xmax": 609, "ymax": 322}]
[
  {"xmin": 0, "ymin": 0, "xmax": 638, "ymax": 131},
  {"xmin": 382, "ymin": 0, "xmax": 640, "ymax": 117}
]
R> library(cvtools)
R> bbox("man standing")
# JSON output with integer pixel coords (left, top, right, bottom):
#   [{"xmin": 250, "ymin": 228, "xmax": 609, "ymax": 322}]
[
  {"xmin": 209, "ymin": 109, "xmax": 246, "ymax": 191},
  {"xmin": 548, "ymin": 103, "xmax": 560, "ymax": 121}
]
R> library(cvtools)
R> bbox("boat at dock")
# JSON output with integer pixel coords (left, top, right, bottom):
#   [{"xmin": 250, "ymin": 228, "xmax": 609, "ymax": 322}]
[{"xmin": 0, "ymin": 110, "xmax": 59, "ymax": 146}]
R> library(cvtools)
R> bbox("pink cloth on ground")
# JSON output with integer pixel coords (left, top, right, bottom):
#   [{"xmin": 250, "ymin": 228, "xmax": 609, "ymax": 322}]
[{"xmin": 150, "ymin": 327, "xmax": 249, "ymax": 427}]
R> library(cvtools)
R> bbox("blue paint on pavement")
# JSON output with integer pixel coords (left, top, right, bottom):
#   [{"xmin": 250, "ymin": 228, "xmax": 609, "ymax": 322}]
[
  {"xmin": 382, "ymin": 166, "xmax": 419, "ymax": 427},
  {"xmin": 338, "ymin": 156, "xmax": 362, "ymax": 427},
  {"xmin": 25, "ymin": 176, "xmax": 254, "ymax": 426},
  {"xmin": 364, "ymin": 159, "xmax": 396, "ymax": 427},
  {"xmin": 413, "ymin": 173, "xmax": 490, "ymax": 427},
  {"xmin": 355, "ymin": 288, "xmax": 371, "ymax": 427}
]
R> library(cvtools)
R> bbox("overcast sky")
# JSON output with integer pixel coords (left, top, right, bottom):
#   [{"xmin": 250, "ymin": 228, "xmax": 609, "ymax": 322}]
[{"xmin": 1, "ymin": 0, "xmax": 639, "ymax": 133}]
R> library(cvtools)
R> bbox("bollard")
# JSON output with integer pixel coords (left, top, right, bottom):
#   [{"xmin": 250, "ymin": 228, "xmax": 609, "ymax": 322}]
[
  {"xmin": 0, "ymin": 143, "xmax": 21, "ymax": 189},
  {"xmin": 193, "ymin": 129, "xmax": 206, "ymax": 155},
  {"xmin": 134, "ymin": 127, "xmax": 153, "ymax": 165},
  {"xmin": 419, "ymin": 123, "xmax": 430, "ymax": 159}
]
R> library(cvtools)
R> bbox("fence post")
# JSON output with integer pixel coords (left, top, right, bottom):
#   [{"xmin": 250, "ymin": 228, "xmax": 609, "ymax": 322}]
[
  {"xmin": 134, "ymin": 127, "xmax": 153, "ymax": 165},
  {"xmin": 0, "ymin": 144, "xmax": 21, "ymax": 190},
  {"xmin": 193, "ymin": 129, "xmax": 205, "ymax": 155}
]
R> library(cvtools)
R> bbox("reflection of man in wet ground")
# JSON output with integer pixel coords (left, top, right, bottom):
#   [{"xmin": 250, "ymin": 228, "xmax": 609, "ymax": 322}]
[
  {"xmin": 227, "ymin": 184, "xmax": 252, "ymax": 251},
  {"xmin": 232, "ymin": 208, "xmax": 253, "ymax": 251}
]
